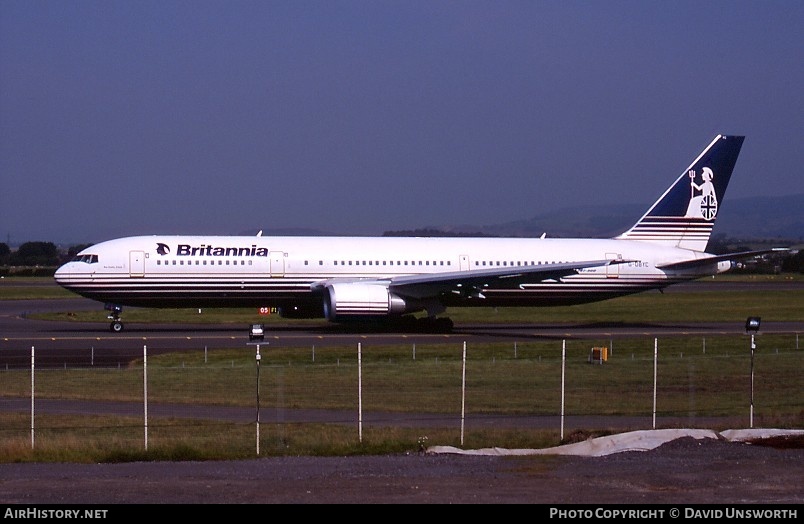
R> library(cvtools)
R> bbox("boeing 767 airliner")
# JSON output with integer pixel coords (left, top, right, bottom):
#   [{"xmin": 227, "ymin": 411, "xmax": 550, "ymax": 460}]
[{"xmin": 55, "ymin": 135, "xmax": 785, "ymax": 332}]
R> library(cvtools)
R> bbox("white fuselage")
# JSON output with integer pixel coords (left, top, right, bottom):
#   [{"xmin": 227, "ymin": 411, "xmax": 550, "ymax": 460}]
[{"xmin": 54, "ymin": 235, "xmax": 728, "ymax": 317}]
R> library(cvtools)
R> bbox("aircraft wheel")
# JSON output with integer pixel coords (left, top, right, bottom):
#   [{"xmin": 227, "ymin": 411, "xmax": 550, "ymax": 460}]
[
  {"xmin": 417, "ymin": 317, "xmax": 454, "ymax": 333},
  {"xmin": 435, "ymin": 317, "xmax": 454, "ymax": 333},
  {"xmin": 110, "ymin": 321, "xmax": 124, "ymax": 333}
]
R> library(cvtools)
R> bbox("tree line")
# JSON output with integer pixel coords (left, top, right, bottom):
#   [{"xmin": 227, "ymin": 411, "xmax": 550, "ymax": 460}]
[{"xmin": 0, "ymin": 242, "xmax": 91, "ymax": 267}]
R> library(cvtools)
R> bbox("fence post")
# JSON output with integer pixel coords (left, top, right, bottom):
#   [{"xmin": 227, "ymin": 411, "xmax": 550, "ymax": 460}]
[
  {"xmin": 143, "ymin": 345, "xmax": 148, "ymax": 451},
  {"xmin": 30, "ymin": 346, "xmax": 34, "ymax": 450},
  {"xmin": 560, "ymin": 339, "xmax": 565, "ymax": 442},
  {"xmin": 358, "ymin": 343, "xmax": 362, "ymax": 443},
  {"xmin": 653, "ymin": 338, "xmax": 658, "ymax": 430}
]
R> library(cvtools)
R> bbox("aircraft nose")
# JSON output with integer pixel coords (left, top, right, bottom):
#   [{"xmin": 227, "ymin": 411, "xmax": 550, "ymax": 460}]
[{"xmin": 54, "ymin": 263, "xmax": 70, "ymax": 284}]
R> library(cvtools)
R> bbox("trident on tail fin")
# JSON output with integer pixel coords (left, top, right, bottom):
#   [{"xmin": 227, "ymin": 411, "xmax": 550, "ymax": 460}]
[{"xmin": 616, "ymin": 135, "xmax": 745, "ymax": 252}]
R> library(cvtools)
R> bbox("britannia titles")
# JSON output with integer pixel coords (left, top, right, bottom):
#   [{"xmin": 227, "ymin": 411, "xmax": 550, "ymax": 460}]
[{"xmin": 175, "ymin": 244, "xmax": 269, "ymax": 257}]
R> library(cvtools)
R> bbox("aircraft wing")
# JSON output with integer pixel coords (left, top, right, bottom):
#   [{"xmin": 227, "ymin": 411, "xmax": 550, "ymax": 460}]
[
  {"xmin": 312, "ymin": 259, "xmax": 621, "ymax": 300},
  {"xmin": 657, "ymin": 248, "xmax": 789, "ymax": 271}
]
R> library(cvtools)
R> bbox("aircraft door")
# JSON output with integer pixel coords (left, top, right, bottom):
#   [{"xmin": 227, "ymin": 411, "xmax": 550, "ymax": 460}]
[
  {"xmin": 130, "ymin": 251, "xmax": 145, "ymax": 277},
  {"xmin": 459, "ymin": 255, "xmax": 470, "ymax": 271},
  {"xmin": 606, "ymin": 252, "xmax": 621, "ymax": 278},
  {"xmin": 270, "ymin": 251, "xmax": 285, "ymax": 277}
]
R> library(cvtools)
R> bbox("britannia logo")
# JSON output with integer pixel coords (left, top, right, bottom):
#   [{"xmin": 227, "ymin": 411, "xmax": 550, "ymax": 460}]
[
  {"xmin": 154, "ymin": 242, "xmax": 268, "ymax": 257},
  {"xmin": 685, "ymin": 167, "xmax": 718, "ymax": 220}
]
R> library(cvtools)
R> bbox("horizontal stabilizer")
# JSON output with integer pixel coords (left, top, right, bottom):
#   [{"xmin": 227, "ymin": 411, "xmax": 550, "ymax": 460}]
[{"xmin": 657, "ymin": 248, "xmax": 789, "ymax": 270}]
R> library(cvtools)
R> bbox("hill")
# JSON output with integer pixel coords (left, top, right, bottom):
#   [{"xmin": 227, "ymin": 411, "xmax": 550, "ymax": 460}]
[{"xmin": 430, "ymin": 194, "xmax": 804, "ymax": 241}]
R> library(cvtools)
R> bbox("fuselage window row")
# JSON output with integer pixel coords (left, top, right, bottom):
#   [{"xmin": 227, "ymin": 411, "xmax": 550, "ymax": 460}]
[
  {"xmin": 155, "ymin": 260, "xmax": 253, "ymax": 266},
  {"xmin": 475, "ymin": 261, "xmax": 542, "ymax": 266},
  {"xmin": 328, "ymin": 260, "xmax": 453, "ymax": 267},
  {"xmin": 151, "ymin": 259, "xmax": 558, "ymax": 268}
]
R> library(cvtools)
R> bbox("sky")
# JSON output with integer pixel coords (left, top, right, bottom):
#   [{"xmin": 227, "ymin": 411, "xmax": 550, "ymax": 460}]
[{"xmin": 1, "ymin": 0, "xmax": 802, "ymax": 246}]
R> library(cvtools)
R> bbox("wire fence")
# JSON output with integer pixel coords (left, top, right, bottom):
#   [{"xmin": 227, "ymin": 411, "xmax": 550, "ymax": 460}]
[{"xmin": 1, "ymin": 333, "xmax": 802, "ymax": 456}]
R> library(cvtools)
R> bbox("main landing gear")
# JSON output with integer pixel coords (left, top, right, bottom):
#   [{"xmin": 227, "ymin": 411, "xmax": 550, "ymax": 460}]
[
  {"xmin": 392, "ymin": 316, "xmax": 455, "ymax": 333},
  {"xmin": 420, "ymin": 316, "xmax": 454, "ymax": 333},
  {"xmin": 105, "ymin": 304, "xmax": 124, "ymax": 332},
  {"xmin": 379, "ymin": 315, "xmax": 455, "ymax": 333}
]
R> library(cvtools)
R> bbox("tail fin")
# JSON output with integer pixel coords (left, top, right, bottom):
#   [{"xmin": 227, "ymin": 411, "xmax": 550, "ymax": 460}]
[{"xmin": 616, "ymin": 134, "xmax": 745, "ymax": 251}]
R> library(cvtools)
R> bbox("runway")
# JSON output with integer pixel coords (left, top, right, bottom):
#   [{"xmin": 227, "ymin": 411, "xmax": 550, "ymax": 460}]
[{"xmin": 2, "ymin": 279, "xmax": 803, "ymax": 369}]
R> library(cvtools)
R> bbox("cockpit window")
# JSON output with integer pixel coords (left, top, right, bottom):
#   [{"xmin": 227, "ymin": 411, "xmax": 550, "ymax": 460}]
[{"xmin": 72, "ymin": 254, "xmax": 99, "ymax": 264}]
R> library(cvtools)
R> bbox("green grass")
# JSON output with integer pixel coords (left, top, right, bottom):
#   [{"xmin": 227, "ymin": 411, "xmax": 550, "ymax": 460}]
[
  {"xmin": 4, "ymin": 337, "xmax": 801, "ymax": 414},
  {"xmin": 1, "ymin": 337, "xmax": 802, "ymax": 462},
  {"xmin": 1, "ymin": 274, "xmax": 802, "ymax": 462}
]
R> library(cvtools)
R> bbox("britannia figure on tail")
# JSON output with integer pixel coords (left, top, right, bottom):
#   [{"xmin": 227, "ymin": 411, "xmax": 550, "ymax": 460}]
[{"xmin": 685, "ymin": 167, "xmax": 717, "ymax": 220}]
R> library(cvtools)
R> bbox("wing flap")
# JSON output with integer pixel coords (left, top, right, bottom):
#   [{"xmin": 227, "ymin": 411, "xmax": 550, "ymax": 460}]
[
  {"xmin": 388, "ymin": 259, "xmax": 620, "ymax": 299},
  {"xmin": 310, "ymin": 259, "xmax": 624, "ymax": 300}
]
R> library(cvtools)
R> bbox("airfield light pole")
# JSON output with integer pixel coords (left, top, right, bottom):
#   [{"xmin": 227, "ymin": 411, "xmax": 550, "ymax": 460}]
[
  {"xmin": 256, "ymin": 343, "xmax": 261, "ymax": 455},
  {"xmin": 745, "ymin": 317, "xmax": 761, "ymax": 429},
  {"xmin": 247, "ymin": 329, "xmax": 266, "ymax": 456},
  {"xmin": 461, "ymin": 341, "xmax": 466, "ymax": 447}
]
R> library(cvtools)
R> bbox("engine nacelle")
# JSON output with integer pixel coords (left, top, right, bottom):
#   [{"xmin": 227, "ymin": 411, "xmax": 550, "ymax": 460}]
[{"xmin": 323, "ymin": 282, "xmax": 412, "ymax": 322}]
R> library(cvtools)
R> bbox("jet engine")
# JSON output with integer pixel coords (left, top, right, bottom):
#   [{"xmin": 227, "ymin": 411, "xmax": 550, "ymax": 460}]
[{"xmin": 322, "ymin": 282, "xmax": 414, "ymax": 322}]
